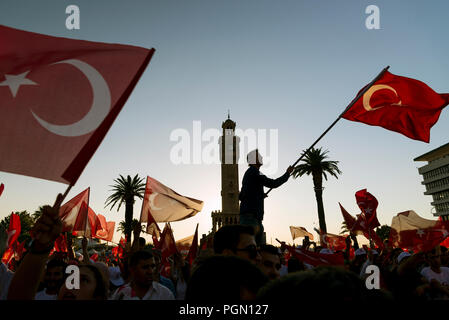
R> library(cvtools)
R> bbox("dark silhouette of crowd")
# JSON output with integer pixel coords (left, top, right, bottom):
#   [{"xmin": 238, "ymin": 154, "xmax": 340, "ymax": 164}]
[{"xmin": 1, "ymin": 195, "xmax": 449, "ymax": 302}]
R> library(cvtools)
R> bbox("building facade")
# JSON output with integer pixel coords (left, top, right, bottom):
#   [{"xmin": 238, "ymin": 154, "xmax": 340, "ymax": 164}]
[{"xmin": 414, "ymin": 142, "xmax": 449, "ymax": 221}]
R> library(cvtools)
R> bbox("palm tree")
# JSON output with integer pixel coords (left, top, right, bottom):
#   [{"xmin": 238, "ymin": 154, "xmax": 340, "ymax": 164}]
[
  {"xmin": 292, "ymin": 147, "xmax": 342, "ymax": 234},
  {"xmin": 105, "ymin": 174, "xmax": 146, "ymax": 242},
  {"xmin": 340, "ymin": 221, "xmax": 349, "ymax": 235},
  {"xmin": 117, "ymin": 219, "xmax": 141, "ymax": 236}
]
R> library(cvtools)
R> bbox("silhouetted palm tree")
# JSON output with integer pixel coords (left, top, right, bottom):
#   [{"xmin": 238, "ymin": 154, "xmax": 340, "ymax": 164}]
[
  {"xmin": 105, "ymin": 174, "xmax": 145, "ymax": 242},
  {"xmin": 292, "ymin": 147, "xmax": 342, "ymax": 233},
  {"xmin": 117, "ymin": 219, "xmax": 141, "ymax": 236}
]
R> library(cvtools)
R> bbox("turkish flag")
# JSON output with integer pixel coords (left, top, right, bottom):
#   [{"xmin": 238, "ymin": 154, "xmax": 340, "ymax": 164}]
[
  {"xmin": 389, "ymin": 210, "xmax": 449, "ymax": 252},
  {"xmin": 14, "ymin": 241, "xmax": 26, "ymax": 261},
  {"xmin": 321, "ymin": 232, "xmax": 348, "ymax": 251},
  {"xmin": 54, "ymin": 233, "xmax": 68, "ymax": 253},
  {"xmin": 339, "ymin": 203, "xmax": 363, "ymax": 235},
  {"xmin": 1, "ymin": 247, "xmax": 14, "ymax": 265},
  {"xmin": 355, "ymin": 189, "xmax": 380, "ymax": 229},
  {"xmin": 140, "ymin": 176, "xmax": 203, "ymax": 223},
  {"xmin": 342, "ymin": 70, "xmax": 449, "ymax": 142},
  {"xmin": 0, "ymin": 25, "xmax": 155, "ymax": 184},
  {"xmin": 6, "ymin": 212, "xmax": 21, "ymax": 249},
  {"xmin": 186, "ymin": 224, "xmax": 199, "ymax": 266},
  {"xmin": 0, "ymin": 183, "xmax": 4, "ymax": 197},
  {"xmin": 144, "ymin": 206, "xmax": 161, "ymax": 238},
  {"xmin": 59, "ymin": 188, "xmax": 89, "ymax": 233},
  {"xmin": 73, "ymin": 206, "xmax": 101, "ymax": 238},
  {"xmin": 289, "ymin": 226, "xmax": 314, "ymax": 241},
  {"xmin": 285, "ymin": 244, "xmax": 344, "ymax": 267},
  {"xmin": 95, "ymin": 215, "xmax": 115, "ymax": 242},
  {"xmin": 339, "ymin": 203, "xmax": 384, "ymax": 249},
  {"xmin": 158, "ymin": 223, "xmax": 178, "ymax": 277}
]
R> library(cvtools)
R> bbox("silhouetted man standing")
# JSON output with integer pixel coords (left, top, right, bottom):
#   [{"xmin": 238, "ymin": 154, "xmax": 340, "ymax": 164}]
[{"xmin": 239, "ymin": 149, "xmax": 293, "ymax": 245}]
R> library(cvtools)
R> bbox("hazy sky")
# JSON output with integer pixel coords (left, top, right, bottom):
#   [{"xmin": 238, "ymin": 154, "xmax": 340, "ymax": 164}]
[{"xmin": 1, "ymin": 0, "xmax": 448, "ymax": 245}]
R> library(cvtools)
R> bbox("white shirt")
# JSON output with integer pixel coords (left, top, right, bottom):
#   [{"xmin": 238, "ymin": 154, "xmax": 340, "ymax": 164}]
[
  {"xmin": 421, "ymin": 266, "xmax": 449, "ymax": 286},
  {"xmin": 110, "ymin": 281, "xmax": 175, "ymax": 300},
  {"xmin": 35, "ymin": 289, "xmax": 58, "ymax": 300},
  {"xmin": 0, "ymin": 263, "xmax": 14, "ymax": 300}
]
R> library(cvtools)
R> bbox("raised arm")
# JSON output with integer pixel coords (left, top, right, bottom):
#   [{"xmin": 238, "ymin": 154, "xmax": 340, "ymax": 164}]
[
  {"xmin": 8, "ymin": 194, "xmax": 63, "ymax": 300},
  {"xmin": 258, "ymin": 166, "xmax": 293, "ymax": 189}
]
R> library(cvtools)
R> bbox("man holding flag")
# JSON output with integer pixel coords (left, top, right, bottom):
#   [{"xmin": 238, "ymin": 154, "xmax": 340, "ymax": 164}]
[{"xmin": 239, "ymin": 149, "xmax": 293, "ymax": 245}]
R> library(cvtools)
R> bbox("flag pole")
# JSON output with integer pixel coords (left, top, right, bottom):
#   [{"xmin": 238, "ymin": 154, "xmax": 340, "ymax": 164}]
[
  {"xmin": 265, "ymin": 66, "xmax": 390, "ymax": 196},
  {"xmin": 60, "ymin": 184, "xmax": 73, "ymax": 203}
]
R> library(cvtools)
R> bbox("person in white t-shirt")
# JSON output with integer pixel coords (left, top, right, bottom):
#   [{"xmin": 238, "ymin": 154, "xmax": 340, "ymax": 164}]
[
  {"xmin": 421, "ymin": 246, "xmax": 449, "ymax": 287},
  {"xmin": 110, "ymin": 250, "xmax": 174, "ymax": 300}
]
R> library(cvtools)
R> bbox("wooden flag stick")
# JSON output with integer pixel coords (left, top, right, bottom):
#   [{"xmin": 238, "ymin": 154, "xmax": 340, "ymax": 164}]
[
  {"xmin": 265, "ymin": 66, "xmax": 390, "ymax": 196},
  {"xmin": 59, "ymin": 183, "xmax": 73, "ymax": 203}
]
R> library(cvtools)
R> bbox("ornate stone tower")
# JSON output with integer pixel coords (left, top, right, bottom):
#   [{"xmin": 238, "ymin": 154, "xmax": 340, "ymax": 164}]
[{"xmin": 211, "ymin": 114, "xmax": 240, "ymax": 232}]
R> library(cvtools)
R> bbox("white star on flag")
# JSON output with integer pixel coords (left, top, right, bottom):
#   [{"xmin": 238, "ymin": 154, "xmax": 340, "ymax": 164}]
[
  {"xmin": 0, "ymin": 71, "xmax": 37, "ymax": 97},
  {"xmin": 416, "ymin": 229, "xmax": 425, "ymax": 237},
  {"xmin": 364, "ymin": 208, "xmax": 373, "ymax": 214}
]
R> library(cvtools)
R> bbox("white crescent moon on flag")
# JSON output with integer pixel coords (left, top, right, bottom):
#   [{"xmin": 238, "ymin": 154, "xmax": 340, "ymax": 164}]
[
  {"xmin": 31, "ymin": 59, "xmax": 111, "ymax": 137},
  {"xmin": 363, "ymin": 84, "xmax": 401, "ymax": 111},
  {"xmin": 149, "ymin": 192, "xmax": 163, "ymax": 211}
]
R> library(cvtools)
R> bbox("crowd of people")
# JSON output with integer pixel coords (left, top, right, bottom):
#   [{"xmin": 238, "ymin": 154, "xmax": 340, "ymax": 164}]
[{"xmin": 1, "ymin": 198, "xmax": 448, "ymax": 302}]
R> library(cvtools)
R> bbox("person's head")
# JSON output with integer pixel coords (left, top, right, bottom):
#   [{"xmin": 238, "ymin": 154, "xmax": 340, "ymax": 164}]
[
  {"xmin": 186, "ymin": 255, "xmax": 269, "ymax": 301},
  {"xmin": 354, "ymin": 248, "xmax": 367, "ymax": 262},
  {"xmin": 247, "ymin": 149, "xmax": 263, "ymax": 168},
  {"xmin": 214, "ymin": 225, "xmax": 261, "ymax": 264},
  {"xmin": 138, "ymin": 237, "xmax": 146, "ymax": 250},
  {"xmin": 397, "ymin": 251, "xmax": 411, "ymax": 265},
  {"xmin": 44, "ymin": 259, "xmax": 67, "ymax": 294},
  {"xmin": 259, "ymin": 244, "xmax": 281, "ymax": 281},
  {"xmin": 287, "ymin": 256, "xmax": 305, "ymax": 273},
  {"xmin": 58, "ymin": 264, "xmax": 108, "ymax": 300},
  {"xmin": 129, "ymin": 250, "xmax": 156, "ymax": 287},
  {"xmin": 426, "ymin": 246, "xmax": 442, "ymax": 270}
]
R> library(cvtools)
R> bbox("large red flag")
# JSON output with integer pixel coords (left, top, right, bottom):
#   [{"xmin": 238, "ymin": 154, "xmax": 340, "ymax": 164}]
[
  {"xmin": 140, "ymin": 176, "xmax": 203, "ymax": 223},
  {"xmin": 0, "ymin": 25, "xmax": 155, "ymax": 184},
  {"xmin": 389, "ymin": 210, "xmax": 449, "ymax": 252},
  {"xmin": 186, "ymin": 224, "xmax": 199, "ymax": 266},
  {"xmin": 342, "ymin": 70, "xmax": 449, "ymax": 142},
  {"xmin": 59, "ymin": 188, "xmax": 89, "ymax": 233},
  {"xmin": 6, "ymin": 213, "xmax": 21, "ymax": 249},
  {"xmin": 355, "ymin": 189, "xmax": 380, "ymax": 229}
]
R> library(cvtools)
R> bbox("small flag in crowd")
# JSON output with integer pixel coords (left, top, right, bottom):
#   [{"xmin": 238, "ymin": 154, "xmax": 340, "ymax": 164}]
[
  {"xmin": 389, "ymin": 210, "xmax": 449, "ymax": 252},
  {"xmin": 140, "ymin": 176, "xmax": 204, "ymax": 223},
  {"xmin": 355, "ymin": 189, "xmax": 380, "ymax": 229},
  {"xmin": 59, "ymin": 188, "xmax": 89, "ymax": 233},
  {"xmin": 289, "ymin": 226, "xmax": 314, "ymax": 241}
]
